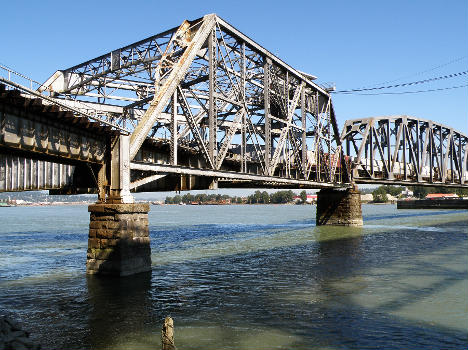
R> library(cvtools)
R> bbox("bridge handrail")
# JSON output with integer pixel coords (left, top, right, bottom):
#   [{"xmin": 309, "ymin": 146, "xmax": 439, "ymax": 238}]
[{"xmin": 0, "ymin": 64, "xmax": 45, "ymax": 91}]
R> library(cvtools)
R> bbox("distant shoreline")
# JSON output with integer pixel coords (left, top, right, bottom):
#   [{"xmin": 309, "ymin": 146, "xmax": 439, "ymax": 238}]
[
  {"xmin": 1, "ymin": 201, "xmax": 400, "ymax": 207},
  {"xmin": 2, "ymin": 201, "xmax": 93, "ymax": 207}
]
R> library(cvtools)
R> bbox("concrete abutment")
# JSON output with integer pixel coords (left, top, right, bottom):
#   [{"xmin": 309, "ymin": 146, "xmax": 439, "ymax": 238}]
[
  {"xmin": 87, "ymin": 203, "xmax": 151, "ymax": 276},
  {"xmin": 316, "ymin": 186, "xmax": 363, "ymax": 226}
]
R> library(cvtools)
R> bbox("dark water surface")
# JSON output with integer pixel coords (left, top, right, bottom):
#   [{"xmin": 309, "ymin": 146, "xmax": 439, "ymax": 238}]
[{"xmin": 0, "ymin": 204, "xmax": 467, "ymax": 349}]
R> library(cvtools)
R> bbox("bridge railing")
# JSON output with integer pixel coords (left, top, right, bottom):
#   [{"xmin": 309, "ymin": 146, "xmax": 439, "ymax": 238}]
[{"xmin": 0, "ymin": 65, "xmax": 46, "ymax": 92}]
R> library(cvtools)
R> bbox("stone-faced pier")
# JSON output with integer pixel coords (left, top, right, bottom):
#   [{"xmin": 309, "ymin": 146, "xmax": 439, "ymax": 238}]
[
  {"xmin": 86, "ymin": 203, "xmax": 151, "ymax": 276},
  {"xmin": 316, "ymin": 185, "xmax": 363, "ymax": 226}
]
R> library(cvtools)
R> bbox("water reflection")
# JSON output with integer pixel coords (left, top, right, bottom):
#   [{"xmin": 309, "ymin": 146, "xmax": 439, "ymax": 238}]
[
  {"xmin": 86, "ymin": 272, "xmax": 157, "ymax": 349},
  {"xmin": 279, "ymin": 226, "xmax": 366, "ymax": 348},
  {"xmin": 316, "ymin": 225, "xmax": 363, "ymax": 280}
]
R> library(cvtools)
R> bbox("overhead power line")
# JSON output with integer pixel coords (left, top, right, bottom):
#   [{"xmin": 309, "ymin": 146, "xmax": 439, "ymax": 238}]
[
  {"xmin": 333, "ymin": 70, "xmax": 468, "ymax": 94},
  {"xmin": 338, "ymin": 83, "xmax": 468, "ymax": 96},
  {"xmin": 355, "ymin": 55, "xmax": 468, "ymax": 89}
]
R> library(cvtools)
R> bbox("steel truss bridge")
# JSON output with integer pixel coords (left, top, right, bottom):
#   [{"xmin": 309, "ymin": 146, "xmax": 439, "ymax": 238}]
[
  {"xmin": 342, "ymin": 116, "xmax": 468, "ymax": 187},
  {"xmin": 1, "ymin": 14, "xmax": 467, "ymax": 197}
]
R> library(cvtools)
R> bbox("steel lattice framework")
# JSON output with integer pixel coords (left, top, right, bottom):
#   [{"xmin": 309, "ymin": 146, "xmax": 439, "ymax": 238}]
[
  {"xmin": 40, "ymin": 14, "xmax": 347, "ymax": 187},
  {"xmin": 342, "ymin": 116, "xmax": 468, "ymax": 187}
]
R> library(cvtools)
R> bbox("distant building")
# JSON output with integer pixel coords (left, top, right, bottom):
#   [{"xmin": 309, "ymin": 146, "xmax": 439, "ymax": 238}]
[
  {"xmin": 425, "ymin": 193, "xmax": 458, "ymax": 200},
  {"xmin": 401, "ymin": 187, "xmax": 414, "ymax": 197},
  {"xmin": 293, "ymin": 194, "xmax": 317, "ymax": 203}
]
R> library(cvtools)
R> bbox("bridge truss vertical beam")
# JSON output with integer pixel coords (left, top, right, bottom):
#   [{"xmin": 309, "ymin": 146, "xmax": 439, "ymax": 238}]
[
  {"xmin": 301, "ymin": 85, "xmax": 307, "ymax": 179},
  {"xmin": 208, "ymin": 28, "xmax": 217, "ymax": 166},
  {"xmin": 109, "ymin": 135, "xmax": 133, "ymax": 203},
  {"xmin": 170, "ymin": 90, "xmax": 178, "ymax": 165},
  {"xmin": 263, "ymin": 57, "xmax": 271, "ymax": 174},
  {"xmin": 240, "ymin": 42, "xmax": 247, "ymax": 172}
]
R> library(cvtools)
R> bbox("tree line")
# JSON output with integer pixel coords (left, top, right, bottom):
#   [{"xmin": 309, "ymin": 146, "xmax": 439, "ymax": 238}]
[
  {"xmin": 165, "ymin": 190, "xmax": 304, "ymax": 205},
  {"xmin": 247, "ymin": 190, "xmax": 296, "ymax": 204},
  {"xmin": 165, "ymin": 193, "xmax": 235, "ymax": 204}
]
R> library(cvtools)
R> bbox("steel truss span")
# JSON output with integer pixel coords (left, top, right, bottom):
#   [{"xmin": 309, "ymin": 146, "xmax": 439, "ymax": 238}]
[
  {"xmin": 342, "ymin": 116, "xmax": 468, "ymax": 187},
  {"xmin": 40, "ymin": 14, "xmax": 348, "ymax": 186}
]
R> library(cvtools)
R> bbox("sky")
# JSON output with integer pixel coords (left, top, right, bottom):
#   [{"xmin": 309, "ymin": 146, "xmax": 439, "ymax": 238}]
[{"xmin": 1, "ymin": 0, "xmax": 467, "ymax": 136}]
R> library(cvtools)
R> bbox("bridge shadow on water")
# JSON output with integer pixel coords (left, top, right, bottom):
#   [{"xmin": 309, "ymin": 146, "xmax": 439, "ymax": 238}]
[
  {"xmin": 257, "ymin": 228, "xmax": 468, "ymax": 350},
  {"xmin": 158, "ymin": 217, "xmax": 467, "ymax": 349}
]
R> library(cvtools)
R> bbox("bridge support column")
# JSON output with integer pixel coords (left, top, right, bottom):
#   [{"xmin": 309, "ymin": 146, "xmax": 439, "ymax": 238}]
[
  {"xmin": 316, "ymin": 185, "xmax": 363, "ymax": 226},
  {"xmin": 86, "ymin": 203, "xmax": 151, "ymax": 276},
  {"xmin": 87, "ymin": 134, "xmax": 152, "ymax": 277}
]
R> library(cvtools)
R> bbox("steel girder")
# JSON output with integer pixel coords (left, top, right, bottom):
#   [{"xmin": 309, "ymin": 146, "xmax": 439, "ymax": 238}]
[
  {"xmin": 40, "ymin": 14, "xmax": 346, "ymax": 186},
  {"xmin": 341, "ymin": 116, "xmax": 468, "ymax": 187}
]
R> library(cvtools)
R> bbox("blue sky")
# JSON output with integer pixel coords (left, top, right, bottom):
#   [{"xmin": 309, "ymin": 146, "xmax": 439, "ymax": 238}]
[{"xmin": 1, "ymin": 0, "xmax": 467, "ymax": 134}]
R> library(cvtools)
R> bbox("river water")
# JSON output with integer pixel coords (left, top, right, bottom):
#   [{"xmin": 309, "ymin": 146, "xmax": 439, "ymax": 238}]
[{"xmin": 0, "ymin": 204, "xmax": 467, "ymax": 349}]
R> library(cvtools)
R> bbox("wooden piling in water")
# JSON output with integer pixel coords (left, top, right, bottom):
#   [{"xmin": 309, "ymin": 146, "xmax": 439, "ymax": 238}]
[{"xmin": 162, "ymin": 316, "xmax": 175, "ymax": 350}]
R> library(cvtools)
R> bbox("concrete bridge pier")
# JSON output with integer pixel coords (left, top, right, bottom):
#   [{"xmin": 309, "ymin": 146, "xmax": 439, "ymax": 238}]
[
  {"xmin": 316, "ymin": 185, "xmax": 363, "ymax": 226},
  {"xmin": 87, "ymin": 135, "xmax": 152, "ymax": 276}
]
